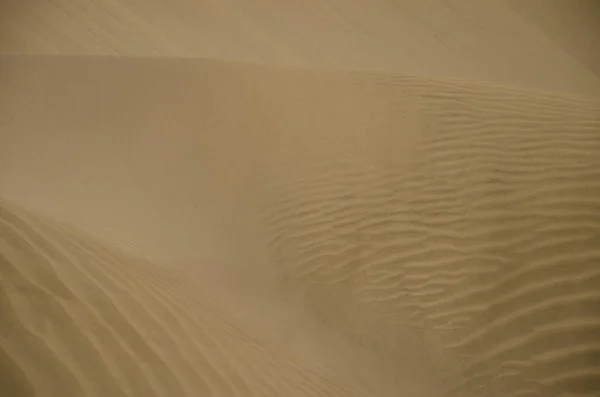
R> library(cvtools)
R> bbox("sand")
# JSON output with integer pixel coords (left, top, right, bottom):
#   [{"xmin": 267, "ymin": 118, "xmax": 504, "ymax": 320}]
[
  {"xmin": 1, "ymin": 2, "xmax": 600, "ymax": 397},
  {"xmin": 2, "ymin": 0, "xmax": 599, "ymax": 95}
]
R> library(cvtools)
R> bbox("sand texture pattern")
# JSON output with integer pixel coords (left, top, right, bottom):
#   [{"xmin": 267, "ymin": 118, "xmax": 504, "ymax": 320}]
[
  {"xmin": 0, "ymin": 199, "xmax": 373, "ymax": 397},
  {"xmin": 2, "ymin": 2, "xmax": 600, "ymax": 397},
  {"xmin": 2, "ymin": 54, "xmax": 600, "ymax": 397}
]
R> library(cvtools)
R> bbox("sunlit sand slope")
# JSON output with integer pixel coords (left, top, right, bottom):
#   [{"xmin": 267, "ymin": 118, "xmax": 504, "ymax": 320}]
[
  {"xmin": 1, "ymin": 55, "xmax": 600, "ymax": 396},
  {"xmin": 0, "ymin": 200, "xmax": 372, "ymax": 397}
]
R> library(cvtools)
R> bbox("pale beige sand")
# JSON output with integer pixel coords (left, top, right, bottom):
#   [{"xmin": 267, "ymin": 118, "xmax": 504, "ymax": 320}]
[
  {"xmin": 2, "ymin": 54, "xmax": 600, "ymax": 396},
  {"xmin": 1, "ymin": 0, "xmax": 599, "ymax": 96}
]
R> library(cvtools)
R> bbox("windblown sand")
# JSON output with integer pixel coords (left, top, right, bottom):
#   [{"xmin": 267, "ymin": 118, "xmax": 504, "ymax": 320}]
[{"xmin": 1, "ymin": 2, "xmax": 600, "ymax": 397}]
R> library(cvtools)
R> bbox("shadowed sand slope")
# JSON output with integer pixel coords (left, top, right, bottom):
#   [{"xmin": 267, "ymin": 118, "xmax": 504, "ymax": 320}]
[
  {"xmin": 2, "ymin": 55, "xmax": 600, "ymax": 396},
  {"xmin": 507, "ymin": 0, "xmax": 600, "ymax": 79}
]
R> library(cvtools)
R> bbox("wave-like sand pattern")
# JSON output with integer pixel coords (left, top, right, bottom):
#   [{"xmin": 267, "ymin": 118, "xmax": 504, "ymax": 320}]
[
  {"xmin": 256, "ymin": 76, "xmax": 600, "ymax": 396},
  {"xmin": 0, "ymin": 200, "xmax": 373, "ymax": 397},
  {"xmin": 1, "ymin": 55, "xmax": 600, "ymax": 396}
]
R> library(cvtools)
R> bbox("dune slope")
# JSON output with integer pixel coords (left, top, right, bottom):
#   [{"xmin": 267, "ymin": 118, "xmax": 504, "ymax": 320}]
[
  {"xmin": 260, "ymin": 77, "xmax": 600, "ymax": 396},
  {"xmin": 0, "ymin": 199, "xmax": 373, "ymax": 397},
  {"xmin": 1, "ymin": 55, "xmax": 600, "ymax": 396}
]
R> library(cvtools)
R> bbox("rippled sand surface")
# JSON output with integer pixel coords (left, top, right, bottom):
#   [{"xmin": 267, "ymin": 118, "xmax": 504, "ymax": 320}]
[{"xmin": 1, "ymin": 2, "xmax": 600, "ymax": 397}]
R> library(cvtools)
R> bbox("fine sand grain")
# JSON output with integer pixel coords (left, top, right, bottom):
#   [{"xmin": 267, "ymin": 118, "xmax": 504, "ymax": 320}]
[{"xmin": 2, "ymin": 54, "xmax": 600, "ymax": 396}]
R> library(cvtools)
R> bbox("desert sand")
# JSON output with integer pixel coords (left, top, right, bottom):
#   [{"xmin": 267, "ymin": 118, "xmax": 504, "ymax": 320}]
[{"xmin": 1, "ymin": 2, "xmax": 600, "ymax": 397}]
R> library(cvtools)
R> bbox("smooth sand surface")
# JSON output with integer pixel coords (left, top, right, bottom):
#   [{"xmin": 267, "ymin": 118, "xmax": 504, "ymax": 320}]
[
  {"xmin": 1, "ymin": 0, "xmax": 599, "ymax": 95},
  {"xmin": 1, "ymin": 2, "xmax": 600, "ymax": 397}
]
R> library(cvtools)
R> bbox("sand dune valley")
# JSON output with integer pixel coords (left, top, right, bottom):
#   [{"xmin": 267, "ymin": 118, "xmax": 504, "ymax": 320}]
[{"xmin": 1, "ymin": 1, "xmax": 600, "ymax": 396}]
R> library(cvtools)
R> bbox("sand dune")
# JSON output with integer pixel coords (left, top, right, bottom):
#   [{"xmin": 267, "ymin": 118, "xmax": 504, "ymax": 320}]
[
  {"xmin": 2, "ymin": 54, "xmax": 600, "ymax": 396},
  {"xmin": 0, "ymin": 199, "xmax": 376, "ymax": 397},
  {"xmin": 1, "ymin": 2, "xmax": 600, "ymax": 396}
]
